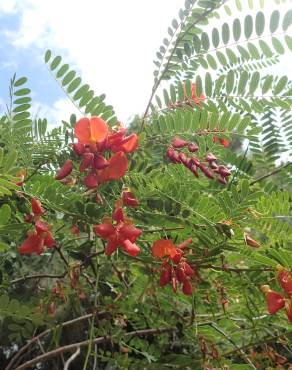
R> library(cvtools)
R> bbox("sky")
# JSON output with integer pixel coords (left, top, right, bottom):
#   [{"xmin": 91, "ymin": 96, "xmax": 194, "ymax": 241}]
[
  {"xmin": 0, "ymin": 0, "xmax": 186, "ymax": 125},
  {"xmin": 0, "ymin": 0, "xmax": 291, "ymax": 127}
]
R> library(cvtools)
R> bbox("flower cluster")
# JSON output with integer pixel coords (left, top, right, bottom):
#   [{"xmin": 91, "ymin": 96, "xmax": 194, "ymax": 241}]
[
  {"xmin": 261, "ymin": 265, "xmax": 292, "ymax": 323},
  {"xmin": 19, "ymin": 198, "xmax": 55, "ymax": 255},
  {"xmin": 55, "ymin": 116, "xmax": 138, "ymax": 190},
  {"xmin": 166, "ymin": 136, "xmax": 231, "ymax": 185},
  {"xmin": 94, "ymin": 190, "xmax": 142, "ymax": 257},
  {"xmin": 152, "ymin": 238, "xmax": 197, "ymax": 295}
]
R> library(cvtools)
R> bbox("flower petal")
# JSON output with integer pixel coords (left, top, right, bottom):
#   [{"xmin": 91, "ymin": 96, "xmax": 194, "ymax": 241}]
[
  {"xmin": 74, "ymin": 116, "xmax": 108, "ymax": 144},
  {"xmin": 19, "ymin": 234, "xmax": 44, "ymax": 255},
  {"xmin": 152, "ymin": 239, "xmax": 177, "ymax": 259},
  {"xmin": 97, "ymin": 151, "xmax": 128, "ymax": 183}
]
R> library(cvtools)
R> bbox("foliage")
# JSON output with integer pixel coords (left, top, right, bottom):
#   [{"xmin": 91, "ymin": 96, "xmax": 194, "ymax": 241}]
[{"xmin": 0, "ymin": 1, "xmax": 292, "ymax": 369}]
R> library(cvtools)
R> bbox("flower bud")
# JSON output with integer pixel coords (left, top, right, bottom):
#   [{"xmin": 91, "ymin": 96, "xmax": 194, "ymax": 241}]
[
  {"xmin": 84, "ymin": 172, "xmax": 98, "ymax": 189},
  {"xmin": 188, "ymin": 143, "xmax": 199, "ymax": 152},
  {"xmin": 277, "ymin": 266, "xmax": 292, "ymax": 297},
  {"xmin": 182, "ymin": 279, "xmax": 193, "ymax": 295},
  {"xmin": 160, "ymin": 264, "xmax": 172, "ymax": 287},
  {"xmin": 93, "ymin": 154, "xmax": 109, "ymax": 170},
  {"xmin": 172, "ymin": 137, "xmax": 189, "ymax": 148},
  {"xmin": 205, "ymin": 153, "xmax": 217, "ymax": 162},
  {"xmin": 55, "ymin": 159, "xmax": 73, "ymax": 180},
  {"xmin": 80, "ymin": 152, "xmax": 94, "ymax": 173},
  {"xmin": 73, "ymin": 142, "xmax": 85, "ymax": 156}
]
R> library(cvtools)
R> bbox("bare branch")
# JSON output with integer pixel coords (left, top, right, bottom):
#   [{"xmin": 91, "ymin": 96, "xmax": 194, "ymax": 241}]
[{"xmin": 63, "ymin": 347, "xmax": 80, "ymax": 370}]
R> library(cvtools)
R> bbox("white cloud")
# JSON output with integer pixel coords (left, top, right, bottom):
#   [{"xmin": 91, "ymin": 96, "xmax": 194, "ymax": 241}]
[
  {"xmin": 5, "ymin": 0, "xmax": 185, "ymax": 123},
  {"xmin": 0, "ymin": 0, "xmax": 17, "ymax": 15}
]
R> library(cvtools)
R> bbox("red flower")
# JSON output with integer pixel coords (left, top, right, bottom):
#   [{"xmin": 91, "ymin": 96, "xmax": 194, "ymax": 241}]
[
  {"xmin": 55, "ymin": 159, "xmax": 73, "ymax": 180},
  {"xmin": 19, "ymin": 233, "xmax": 45, "ymax": 255},
  {"xmin": 96, "ymin": 151, "xmax": 128, "ymax": 183},
  {"xmin": 261, "ymin": 285, "xmax": 285, "ymax": 314},
  {"xmin": 31, "ymin": 198, "xmax": 44, "ymax": 216},
  {"xmin": 122, "ymin": 190, "xmax": 139, "ymax": 207},
  {"xmin": 110, "ymin": 133, "xmax": 139, "ymax": 153},
  {"xmin": 277, "ymin": 266, "xmax": 292, "ymax": 297},
  {"xmin": 74, "ymin": 116, "xmax": 109, "ymax": 144},
  {"xmin": 93, "ymin": 207, "xmax": 142, "ymax": 257},
  {"xmin": 152, "ymin": 239, "xmax": 177, "ymax": 259},
  {"xmin": 213, "ymin": 136, "xmax": 230, "ymax": 147}
]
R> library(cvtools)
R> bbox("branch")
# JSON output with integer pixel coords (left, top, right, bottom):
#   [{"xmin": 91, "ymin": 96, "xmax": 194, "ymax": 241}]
[
  {"xmin": 64, "ymin": 347, "xmax": 80, "ymax": 370},
  {"xmin": 5, "ymin": 311, "xmax": 107, "ymax": 370},
  {"xmin": 11, "ymin": 271, "xmax": 67, "ymax": 284},
  {"xmin": 204, "ymin": 265, "xmax": 273, "ymax": 273},
  {"xmin": 14, "ymin": 327, "xmax": 176, "ymax": 370},
  {"xmin": 251, "ymin": 162, "xmax": 291, "ymax": 185}
]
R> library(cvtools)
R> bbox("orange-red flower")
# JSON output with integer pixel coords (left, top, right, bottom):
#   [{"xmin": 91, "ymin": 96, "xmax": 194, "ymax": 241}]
[
  {"xmin": 74, "ymin": 116, "xmax": 109, "ymax": 144},
  {"xmin": 277, "ymin": 266, "xmax": 292, "ymax": 297},
  {"xmin": 152, "ymin": 239, "xmax": 177, "ymax": 259},
  {"xmin": 96, "ymin": 151, "xmax": 128, "ymax": 183},
  {"xmin": 93, "ymin": 204, "xmax": 142, "ymax": 257},
  {"xmin": 261, "ymin": 285, "xmax": 285, "ymax": 314},
  {"xmin": 19, "ymin": 198, "xmax": 55, "ymax": 255}
]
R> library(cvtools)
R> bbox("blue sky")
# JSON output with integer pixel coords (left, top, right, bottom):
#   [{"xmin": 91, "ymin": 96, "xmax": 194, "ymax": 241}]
[{"xmin": 0, "ymin": 0, "xmax": 291, "ymax": 127}]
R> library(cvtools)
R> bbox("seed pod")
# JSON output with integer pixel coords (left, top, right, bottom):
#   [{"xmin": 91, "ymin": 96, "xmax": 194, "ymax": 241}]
[
  {"xmin": 190, "ymin": 156, "xmax": 200, "ymax": 167},
  {"xmin": 178, "ymin": 238, "xmax": 192, "ymax": 250},
  {"xmin": 93, "ymin": 154, "xmax": 109, "ymax": 170},
  {"xmin": 209, "ymin": 161, "xmax": 219, "ymax": 170},
  {"xmin": 172, "ymin": 136, "xmax": 189, "ymax": 148},
  {"xmin": 182, "ymin": 279, "xmax": 193, "ymax": 295},
  {"xmin": 73, "ymin": 142, "xmax": 85, "ymax": 156},
  {"xmin": 188, "ymin": 143, "xmax": 199, "ymax": 152},
  {"xmin": 160, "ymin": 264, "xmax": 172, "ymax": 286},
  {"xmin": 55, "ymin": 159, "xmax": 73, "ymax": 180}
]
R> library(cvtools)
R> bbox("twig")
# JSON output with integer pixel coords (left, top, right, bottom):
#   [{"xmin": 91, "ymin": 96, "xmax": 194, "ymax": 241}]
[
  {"xmin": 204, "ymin": 265, "xmax": 273, "ymax": 273},
  {"xmin": 142, "ymin": 226, "xmax": 184, "ymax": 233},
  {"xmin": 209, "ymin": 323, "xmax": 256, "ymax": 369},
  {"xmin": 251, "ymin": 162, "xmax": 291, "ymax": 185},
  {"xmin": 14, "ymin": 327, "xmax": 177, "ymax": 370},
  {"xmin": 5, "ymin": 311, "xmax": 106, "ymax": 370},
  {"xmin": 55, "ymin": 246, "xmax": 69, "ymax": 266},
  {"xmin": 11, "ymin": 271, "xmax": 67, "ymax": 284},
  {"xmin": 64, "ymin": 347, "xmax": 81, "ymax": 370}
]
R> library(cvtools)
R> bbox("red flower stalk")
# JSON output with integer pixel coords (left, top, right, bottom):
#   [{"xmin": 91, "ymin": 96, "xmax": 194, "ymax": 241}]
[
  {"xmin": 261, "ymin": 285, "xmax": 285, "ymax": 314},
  {"xmin": 277, "ymin": 266, "xmax": 292, "ymax": 297},
  {"xmin": 153, "ymin": 238, "xmax": 195, "ymax": 296},
  {"xmin": 55, "ymin": 159, "xmax": 73, "ymax": 180}
]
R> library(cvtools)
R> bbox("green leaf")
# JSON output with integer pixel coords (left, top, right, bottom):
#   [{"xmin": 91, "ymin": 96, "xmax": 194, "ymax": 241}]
[
  {"xmin": 62, "ymin": 71, "xmax": 76, "ymax": 86},
  {"xmin": 67, "ymin": 77, "xmax": 82, "ymax": 94},
  {"xmin": 233, "ymin": 18, "xmax": 241, "ymax": 41},
  {"xmin": 270, "ymin": 10, "xmax": 280, "ymax": 33},
  {"xmin": 3, "ymin": 150, "xmax": 18, "ymax": 173},
  {"xmin": 56, "ymin": 64, "xmax": 69, "ymax": 78},
  {"xmin": 226, "ymin": 71, "xmax": 234, "ymax": 94},
  {"xmin": 244, "ymin": 15, "xmax": 253, "ymax": 39},
  {"xmin": 259, "ymin": 40, "xmax": 273, "ymax": 58},
  {"xmin": 44, "ymin": 49, "xmax": 51, "ymax": 63},
  {"xmin": 255, "ymin": 11, "xmax": 265, "ymax": 36},
  {"xmin": 14, "ymin": 77, "xmax": 28, "ymax": 87},
  {"xmin": 273, "ymin": 76, "xmax": 288, "ymax": 95},
  {"xmin": 222, "ymin": 23, "xmax": 230, "ymax": 44},
  {"xmin": 262, "ymin": 75, "xmax": 273, "ymax": 94},
  {"xmin": 272, "ymin": 37, "xmax": 285, "ymax": 54},
  {"xmin": 249, "ymin": 72, "xmax": 260, "ymax": 95},
  {"xmin": 0, "ymin": 205, "xmax": 11, "ymax": 225},
  {"xmin": 14, "ymin": 88, "xmax": 31, "ymax": 96},
  {"xmin": 285, "ymin": 35, "xmax": 292, "ymax": 51},
  {"xmin": 50, "ymin": 56, "xmax": 62, "ymax": 71},
  {"xmin": 212, "ymin": 28, "xmax": 219, "ymax": 48},
  {"xmin": 282, "ymin": 9, "xmax": 292, "ymax": 31},
  {"xmin": 237, "ymin": 71, "xmax": 248, "ymax": 95}
]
